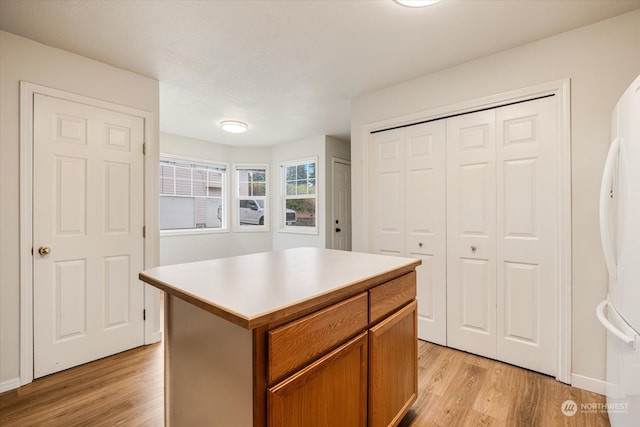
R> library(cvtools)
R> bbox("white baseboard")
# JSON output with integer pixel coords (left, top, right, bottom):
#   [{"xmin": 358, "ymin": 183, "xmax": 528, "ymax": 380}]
[
  {"xmin": 571, "ymin": 373, "xmax": 606, "ymax": 395},
  {"xmin": 0, "ymin": 377, "xmax": 21, "ymax": 393}
]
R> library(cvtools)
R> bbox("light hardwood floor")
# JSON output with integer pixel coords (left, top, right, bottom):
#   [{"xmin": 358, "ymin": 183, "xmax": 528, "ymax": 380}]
[{"xmin": 0, "ymin": 340, "xmax": 609, "ymax": 426}]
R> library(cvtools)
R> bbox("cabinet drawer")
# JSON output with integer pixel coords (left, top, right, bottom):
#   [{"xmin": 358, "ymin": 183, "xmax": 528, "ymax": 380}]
[
  {"xmin": 268, "ymin": 292, "xmax": 368, "ymax": 384},
  {"xmin": 369, "ymin": 272, "xmax": 416, "ymax": 324}
]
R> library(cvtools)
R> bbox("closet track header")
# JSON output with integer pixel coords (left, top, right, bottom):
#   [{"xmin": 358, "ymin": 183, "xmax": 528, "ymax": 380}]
[{"xmin": 370, "ymin": 93, "xmax": 555, "ymax": 134}]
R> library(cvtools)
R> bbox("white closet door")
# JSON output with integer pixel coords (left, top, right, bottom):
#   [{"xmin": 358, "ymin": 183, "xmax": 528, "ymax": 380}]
[
  {"xmin": 370, "ymin": 129, "xmax": 405, "ymax": 256},
  {"xmin": 404, "ymin": 122, "xmax": 447, "ymax": 345},
  {"xmin": 496, "ymin": 97, "xmax": 558, "ymax": 376},
  {"xmin": 446, "ymin": 110, "xmax": 497, "ymax": 359}
]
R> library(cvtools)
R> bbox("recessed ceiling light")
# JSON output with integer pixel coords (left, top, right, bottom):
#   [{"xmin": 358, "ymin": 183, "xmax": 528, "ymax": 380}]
[
  {"xmin": 393, "ymin": 0, "xmax": 443, "ymax": 7},
  {"xmin": 220, "ymin": 120, "xmax": 248, "ymax": 133}
]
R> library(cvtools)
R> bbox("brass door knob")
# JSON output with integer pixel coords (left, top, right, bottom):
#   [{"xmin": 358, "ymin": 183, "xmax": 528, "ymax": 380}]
[{"xmin": 38, "ymin": 246, "xmax": 51, "ymax": 256}]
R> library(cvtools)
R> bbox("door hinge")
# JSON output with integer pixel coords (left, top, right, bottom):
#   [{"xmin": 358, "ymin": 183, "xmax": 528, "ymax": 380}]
[
  {"xmin": 143, "ymin": 225, "xmax": 146, "ymax": 238},
  {"xmin": 143, "ymin": 309, "xmax": 146, "ymax": 321},
  {"xmin": 143, "ymin": 143, "xmax": 146, "ymax": 155}
]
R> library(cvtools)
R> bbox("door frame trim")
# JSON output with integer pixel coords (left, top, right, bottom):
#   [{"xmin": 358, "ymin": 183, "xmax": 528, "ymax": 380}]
[
  {"xmin": 19, "ymin": 82, "xmax": 160, "ymax": 386},
  {"xmin": 360, "ymin": 79, "xmax": 572, "ymax": 383}
]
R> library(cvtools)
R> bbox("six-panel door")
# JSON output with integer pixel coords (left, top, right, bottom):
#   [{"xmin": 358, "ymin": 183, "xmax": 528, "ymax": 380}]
[{"xmin": 33, "ymin": 93, "xmax": 145, "ymax": 378}]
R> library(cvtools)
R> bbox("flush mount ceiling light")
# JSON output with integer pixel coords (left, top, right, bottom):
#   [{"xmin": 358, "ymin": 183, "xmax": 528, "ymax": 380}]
[
  {"xmin": 220, "ymin": 120, "xmax": 248, "ymax": 133},
  {"xmin": 393, "ymin": 0, "xmax": 443, "ymax": 7}
]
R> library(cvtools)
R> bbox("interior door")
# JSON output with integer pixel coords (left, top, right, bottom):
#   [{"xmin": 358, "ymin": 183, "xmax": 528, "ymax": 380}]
[
  {"xmin": 446, "ymin": 110, "xmax": 497, "ymax": 359},
  {"xmin": 332, "ymin": 160, "xmax": 352, "ymax": 251},
  {"xmin": 404, "ymin": 122, "xmax": 447, "ymax": 345},
  {"xmin": 33, "ymin": 93, "xmax": 145, "ymax": 378},
  {"xmin": 495, "ymin": 96, "xmax": 558, "ymax": 376}
]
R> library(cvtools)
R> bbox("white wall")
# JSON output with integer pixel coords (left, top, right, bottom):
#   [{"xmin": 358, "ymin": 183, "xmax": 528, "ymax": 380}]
[
  {"xmin": 159, "ymin": 133, "xmax": 273, "ymax": 265},
  {"xmin": 272, "ymin": 135, "xmax": 327, "ymax": 250},
  {"xmin": 351, "ymin": 10, "xmax": 640, "ymax": 388},
  {"xmin": 0, "ymin": 31, "xmax": 160, "ymax": 389}
]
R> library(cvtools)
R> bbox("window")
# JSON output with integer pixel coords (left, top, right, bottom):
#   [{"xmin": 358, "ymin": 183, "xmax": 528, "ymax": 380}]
[
  {"xmin": 159, "ymin": 158, "xmax": 226, "ymax": 231},
  {"xmin": 234, "ymin": 164, "xmax": 268, "ymax": 230},
  {"xmin": 281, "ymin": 158, "xmax": 317, "ymax": 232}
]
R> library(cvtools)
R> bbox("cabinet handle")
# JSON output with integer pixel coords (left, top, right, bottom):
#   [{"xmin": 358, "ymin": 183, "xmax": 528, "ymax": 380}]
[{"xmin": 471, "ymin": 245, "xmax": 477, "ymax": 253}]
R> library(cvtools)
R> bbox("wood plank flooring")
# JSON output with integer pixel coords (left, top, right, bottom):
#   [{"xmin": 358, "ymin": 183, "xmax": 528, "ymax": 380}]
[
  {"xmin": 0, "ymin": 340, "xmax": 609, "ymax": 426},
  {"xmin": 399, "ymin": 341, "xmax": 610, "ymax": 427},
  {"xmin": 0, "ymin": 343, "xmax": 164, "ymax": 426}
]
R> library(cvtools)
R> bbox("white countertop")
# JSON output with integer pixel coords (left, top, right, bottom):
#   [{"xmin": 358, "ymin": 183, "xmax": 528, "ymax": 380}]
[{"xmin": 139, "ymin": 247, "xmax": 420, "ymax": 329}]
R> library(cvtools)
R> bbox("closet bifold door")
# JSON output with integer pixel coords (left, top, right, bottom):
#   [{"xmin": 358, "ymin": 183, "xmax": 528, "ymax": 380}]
[
  {"xmin": 446, "ymin": 110, "xmax": 498, "ymax": 360},
  {"xmin": 370, "ymin": 128, "xmax": 405, "ymax": 257},
  {"xmin": 495, "ymin": 96, "xmax": 558, "ymax": 377},
  {"xmin": 403, "ymin": 122, "xmax": 446, "ymax": 346},
  {"xmin": 369, "ymin": 122, "xmax": 447, "ymax": 346}
]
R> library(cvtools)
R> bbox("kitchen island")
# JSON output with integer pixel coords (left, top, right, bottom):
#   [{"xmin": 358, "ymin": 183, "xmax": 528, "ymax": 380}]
[{"xmin": 139, "ymin": 247, "xmax": 421, "ymax": 427}]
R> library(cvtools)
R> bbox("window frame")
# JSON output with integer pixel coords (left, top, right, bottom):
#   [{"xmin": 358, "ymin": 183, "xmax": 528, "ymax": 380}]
[
  {"xmin": 233, "ymin": 163, "xmax": 269, "ymax": 232},
  {"xmin": 159, "ymin": 154, "xmax": 229, "ymax": 236},
  {"xmin": 280, "ymin": 157, "xmax": 319, "ymax": 235}
]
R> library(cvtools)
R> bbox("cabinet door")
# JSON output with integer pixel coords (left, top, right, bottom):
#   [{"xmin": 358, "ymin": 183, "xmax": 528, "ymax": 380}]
[
  {"xmin": 267, "ymin": 332, "xmax": 368, "ymax": 427},
  {"xmin": 369, "ymin": 301, "xmax": 417, "ymax": 427}
]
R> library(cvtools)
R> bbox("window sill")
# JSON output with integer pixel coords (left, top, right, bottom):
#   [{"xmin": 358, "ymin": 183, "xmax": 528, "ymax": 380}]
[
  {"xmin": 279, "ymin": 227, "xmax": 318, "ymax": 235},
  {"xmin": 160, "ymin": 228, "xmax": 228, "ymax": 237},
  {"xmin": 232, "ymin": 226, "xmax": 270, "ymax": 233}
]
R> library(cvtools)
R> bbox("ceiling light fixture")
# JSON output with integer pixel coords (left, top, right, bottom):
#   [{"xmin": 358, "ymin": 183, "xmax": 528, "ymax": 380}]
[
  {"xmin": 393, "ymin": 0, "xmax": 443, "ymax": 7},
  {"xmin": 220, "ymin": 120, "xmax": 248, "ymax": 133}
]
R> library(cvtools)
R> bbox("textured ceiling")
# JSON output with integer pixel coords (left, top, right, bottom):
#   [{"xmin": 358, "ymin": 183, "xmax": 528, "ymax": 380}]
[{"xmin": 1, "ymin": 0, "xmax": 639, "ymax": 146}]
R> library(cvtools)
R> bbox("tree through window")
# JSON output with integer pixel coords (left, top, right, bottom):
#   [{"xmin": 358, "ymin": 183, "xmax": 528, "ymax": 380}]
[{"xmin": 282, "ymin": 158, "xmax": 317, "ymax": 231}]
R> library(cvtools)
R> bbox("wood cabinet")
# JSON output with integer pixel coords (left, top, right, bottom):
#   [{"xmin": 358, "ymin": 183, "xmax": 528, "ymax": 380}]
[
  {"xmin": 139, "ymin": 248, "xmax": 420, "ymax": 427},
  {"xmin": 268, "ymin": 332, "xmax": 368, "ymax": 427},
  {"xmin": 266, "ymin": 272, "xmax": 417, "ymax": 427},
  {"xmin": 267, "ymin": 293, "xmax": 368, "ymax": 384},
  {"xmin": 369, "ymin": 301, "xmax": 417, "ymax": 427}
]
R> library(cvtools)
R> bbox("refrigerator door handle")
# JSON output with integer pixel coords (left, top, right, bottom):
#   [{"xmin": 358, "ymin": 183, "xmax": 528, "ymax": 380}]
[
  {"xmin": 599, "ymin": 137, "xmax": 620, "ymax": 278},
  {"xmin": 596, "ymin": 299, "xmax": 636, "ymax": 349}
]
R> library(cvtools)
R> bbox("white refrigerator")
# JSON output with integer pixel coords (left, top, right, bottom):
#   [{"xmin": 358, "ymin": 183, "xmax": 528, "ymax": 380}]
[{"xmin": 596, "ymin": 73, "xmax": 640, "ymax": 426}]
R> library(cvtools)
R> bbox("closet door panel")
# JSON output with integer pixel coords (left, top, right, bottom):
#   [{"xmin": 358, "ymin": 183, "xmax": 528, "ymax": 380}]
[
  {"xmin": 446, "ymin": 111, "xmax": 497, "ymax": 359},
  {"xmin": 405, "ymin": 121, "xmax": 446, "ymax": 345},
  {"xmin": 496, "ymin": 97, "xmax": 558, "ymax": 376},
  {"xmin": 370, "ymin": 129, "xmax": 405, "ymax": 256}
]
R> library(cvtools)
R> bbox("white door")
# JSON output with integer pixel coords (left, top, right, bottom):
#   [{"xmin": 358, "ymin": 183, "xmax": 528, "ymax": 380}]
[
  {"xmin": 446, "ymin": 97, "xmax": 558, "ymax": 375},
  {"xmin": 332, "ymin": 160, "xmax": 352, "ymax": 251},
  {"xmin": 370, "ymin": 123, "xmax": 447, "ymax": 344},
  {"xmin": 404, "ymin": 122, "xmax": 447, "ymax": 345},
  {"xmin": 33, "ymin": 93, "xmax": 145, "ymax": 378},
  {"xmin": 495, "ymin": 97, "xmax": 558, "ymax": 376},
  {"xmin": 370, "ymin": 129, "xmax": 405, "ymax": 257},
  {"xmin": 446, "ymin": 110, "xmax": 498, "ymax": 359}
]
